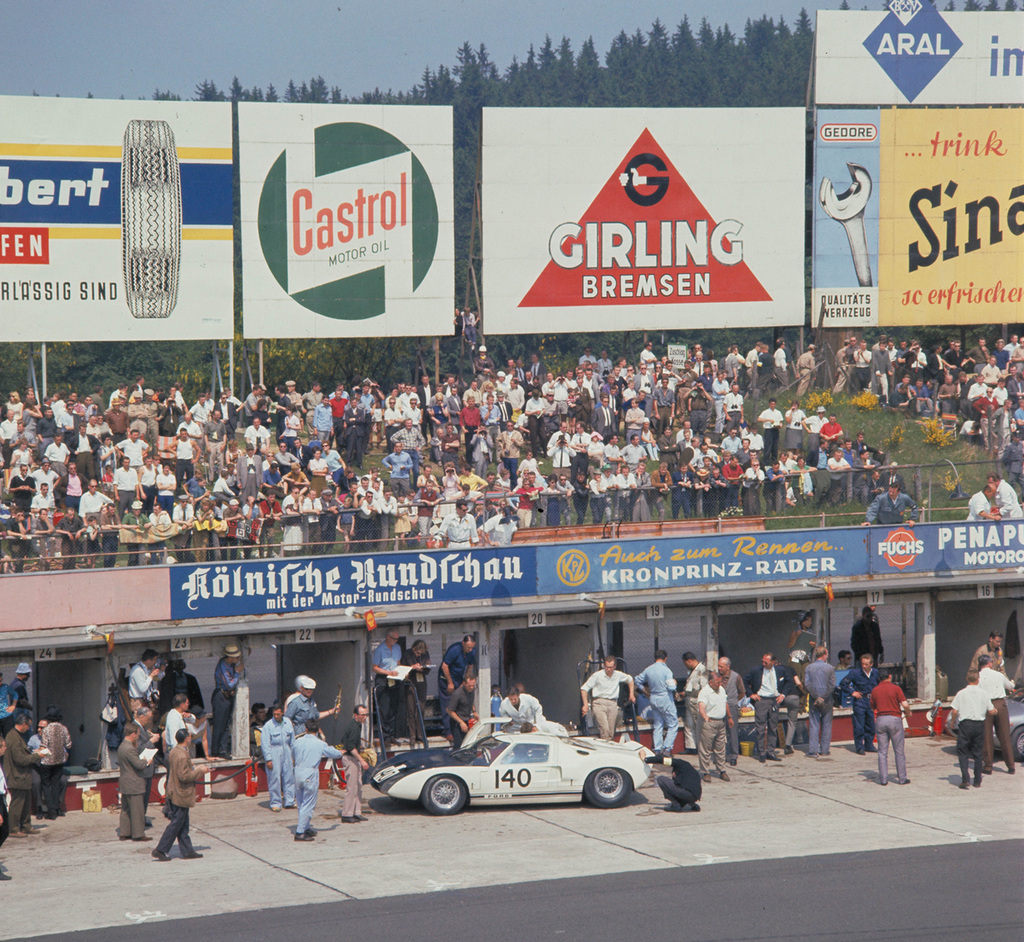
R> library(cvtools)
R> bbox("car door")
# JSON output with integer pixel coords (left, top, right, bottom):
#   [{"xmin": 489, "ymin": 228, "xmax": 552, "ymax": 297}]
[{"xmin": 488, "ymin": 739, "xmax": 554, "ymax": 799}]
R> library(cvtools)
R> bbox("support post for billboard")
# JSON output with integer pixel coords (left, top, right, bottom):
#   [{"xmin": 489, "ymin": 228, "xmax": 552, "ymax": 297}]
[
  {"xmin": 228, "ymin": 340, "xmax": 234, "ymax": 397},
  {"xmin": 40, "ymin": 342, "xmax": 48, "ymax": 400},
  {"xmin": 434, "ymin": 337, "xmax": 440, "ymax": 388},
  {"xmin": 258, "ymin": 340, "xmax": 264, "ymax": 389},
  {"xmin": 27, "ymin": 345, "xmax": 40, "ymax": 405},
  {"xmin": 463, "ymin": 123, "xmax": 484, "ymax": 352}
]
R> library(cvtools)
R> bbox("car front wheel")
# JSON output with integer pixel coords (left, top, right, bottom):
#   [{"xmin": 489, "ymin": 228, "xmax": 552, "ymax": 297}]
[
  {"xmin": 1012, "ymin": 726, "xmax": 1024, "ymax": 762},
  {"xmin": 583, "ymin": 767, "xmax": 631, "ymax": 808},
  {"xmin": 421, "ymin": 774, "xmax": 469, "ymax": 815}
]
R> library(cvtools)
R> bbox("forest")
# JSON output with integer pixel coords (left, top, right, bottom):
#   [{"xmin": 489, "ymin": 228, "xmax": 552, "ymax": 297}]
[{"xmin": 3, "ymin": 3, "xmax": 1020, "ymax": 397}]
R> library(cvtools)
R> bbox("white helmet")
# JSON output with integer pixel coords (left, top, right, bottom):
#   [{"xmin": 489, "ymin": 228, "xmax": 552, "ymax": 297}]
[{"xmin": 295, "ymin": 675, "xmax": 316, "ymax": 691}]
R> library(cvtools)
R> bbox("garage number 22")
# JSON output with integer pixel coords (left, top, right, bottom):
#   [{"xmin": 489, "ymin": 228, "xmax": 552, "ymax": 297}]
[{"xmin": 494, "ymin": 768, "xmax": 532, "ymax": 788}]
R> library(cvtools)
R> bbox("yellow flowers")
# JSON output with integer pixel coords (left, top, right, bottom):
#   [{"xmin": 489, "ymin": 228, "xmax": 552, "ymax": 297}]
[
  {"xmin": 921, "ymin": 417, "xmax": 955, "ymax": 448},
  {"xmin": 849, "ymin": 390, "xmax": 879, "ymax": 412}
]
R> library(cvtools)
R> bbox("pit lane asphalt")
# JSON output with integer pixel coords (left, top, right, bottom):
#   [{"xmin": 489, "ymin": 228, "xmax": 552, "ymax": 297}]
[{"xmin": 5, "ymin": 735, "xmax": 1022, "ymax": 941}]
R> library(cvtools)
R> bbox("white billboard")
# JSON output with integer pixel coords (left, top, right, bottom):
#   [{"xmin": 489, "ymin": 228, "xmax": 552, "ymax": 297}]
[
  {"xmin": 0, "ymin": 95, "xmax": 234, "ymax": 341},
  {"xmin": 482, "ymin": 108, "xmax": 805, "ymax": 334},
  {"xmin": 816, "ymin": 8, "xmax": 1024, "ymax": 106},
  {"xmin": 239, "ymin": 104, "xmax": 454, "ymax": 339}
]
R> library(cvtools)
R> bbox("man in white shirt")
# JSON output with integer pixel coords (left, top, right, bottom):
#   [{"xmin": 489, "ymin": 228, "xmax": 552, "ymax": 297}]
[
  {"xmin": 949, "ymin": 670, "xmax": 996, "ymax": 789},
  {"xmin": 128, "ymin": 649, "xmax": 160, "ymax": 712},
  {"xmin": 117, "ymin": 429, "xmax": 149, "ymax": 468},
  {"xmin": 580, "ymin": 657, "xmax": 635, "ymax": 740},
  {"xmin": 243, "ymin": 417, "xmax": 272, "ymax": 455},
  {"xmin": 757, "ymin": 398, "xmax": 783, "ymax": 464},
  {"xmin": 78, "ymin": 479, "xmax": 112, "ymax": 518},
  {"xmin": 438, "ymin": 499, "xmax": 479, "ymax": 549}
]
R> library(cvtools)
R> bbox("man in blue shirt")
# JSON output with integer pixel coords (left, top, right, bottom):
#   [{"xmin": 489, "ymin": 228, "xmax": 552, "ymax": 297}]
[
  {"xmin": 635, "ymin": 651, "xmax": 678, "ymax": 758},
  {"xmin": 840, "ymin": 654, "xmax": 879, "ymax": 754},
  {"xmin": 211, "ymin": 643, "xmax": 243, "ymax": 758},
  {"xmin": 381, "ymin": 442, "xmax": 414, "ymax": 497},
  {"xmin": 863, "ymin": 482, "xmax": 920, "ymax": 526},
  {"xmin": 260, "ymin": 703, "xmax": 296, "ymax": 813},
  {"xmin": 291, "ymin": 718, "xmax": 344, "ymax": 841},
  {"xmin": 439, "ymin": 636, "xmax": 477, "ymax": 741},
  {"xmin": 371, "ymin": 629, "xmax": 404, "ymax": 747}
]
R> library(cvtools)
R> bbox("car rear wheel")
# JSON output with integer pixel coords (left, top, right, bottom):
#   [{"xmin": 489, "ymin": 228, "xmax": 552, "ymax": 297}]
[
  {"xmin": 421, "ymin": 774, "xmax": 468, "ymax": 815},
  {"xmin": 583, "ymin": 767, "xmax": 631, "ymax": 808}
]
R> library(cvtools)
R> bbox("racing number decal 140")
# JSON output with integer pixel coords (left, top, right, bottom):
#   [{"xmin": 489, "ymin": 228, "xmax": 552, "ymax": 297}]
[{"xmin": 495, "ymin": 769, "xmax": 532, "ymax": 788}]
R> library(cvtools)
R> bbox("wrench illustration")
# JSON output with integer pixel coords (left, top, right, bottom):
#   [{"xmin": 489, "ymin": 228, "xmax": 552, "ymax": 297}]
[{"xmin": 819, "ymin": 163, "xmax": 873, "ymax": 287}]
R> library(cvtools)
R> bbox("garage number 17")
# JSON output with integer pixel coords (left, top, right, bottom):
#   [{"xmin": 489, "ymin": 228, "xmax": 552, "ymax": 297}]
[{"xmin": 494, "ymin": 768, "xmax": 532, "ymax": 788}]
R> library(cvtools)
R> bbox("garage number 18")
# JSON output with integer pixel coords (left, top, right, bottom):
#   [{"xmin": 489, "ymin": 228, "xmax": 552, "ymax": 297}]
[{"xmin": 495, "ymin": 768, "xmax": 532, "ymax": 788}]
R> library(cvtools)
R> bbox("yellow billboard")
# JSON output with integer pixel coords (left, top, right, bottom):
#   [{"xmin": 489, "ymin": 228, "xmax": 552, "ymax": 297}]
[{"xmin": 879, "ymin": 107, "xmax": 1024, "ymax": 326}]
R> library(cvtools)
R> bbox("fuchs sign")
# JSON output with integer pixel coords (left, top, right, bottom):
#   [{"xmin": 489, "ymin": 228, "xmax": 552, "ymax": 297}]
[{"xmin": 239, "ymin": 104, "xmax": 453, "ymax": 338}]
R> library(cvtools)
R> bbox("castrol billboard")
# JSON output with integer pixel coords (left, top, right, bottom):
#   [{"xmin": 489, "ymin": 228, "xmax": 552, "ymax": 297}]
[
  {"xmin": 0, "ymin": 95, "xmax": 233, "ymax": 341},
  {"xmin": 481, "ymin": 108, "xmax": 805, "ymax": 334},
  {"xmin": 239, "ymin": 104, "xmax": 453, "ymax": 338}
]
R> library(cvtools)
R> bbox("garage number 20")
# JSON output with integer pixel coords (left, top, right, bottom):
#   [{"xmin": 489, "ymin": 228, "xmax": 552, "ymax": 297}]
[{"xmin": 494, "ymin": 768, "xmax": 532, "ymax": 788}]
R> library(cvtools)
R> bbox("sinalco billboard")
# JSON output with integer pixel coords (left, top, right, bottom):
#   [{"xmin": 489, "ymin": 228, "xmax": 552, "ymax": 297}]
[
  {"xmin": 815, "ymin": 107, "xmax": 1024, "ymax": 328},
  {"xmin": 239, "ymin": 104, "xmax": 454, "ymax": 338},
  {"xmin": 816, "ymin": 7, "xmax": 1024, "ymax": 106},
  {"xmin": 481, "ymin": 108, "xmax": 805, "ymax": 334},
  {"xmin": 0, "ymin": 96, "xmax": 234, "ymax": 341}
]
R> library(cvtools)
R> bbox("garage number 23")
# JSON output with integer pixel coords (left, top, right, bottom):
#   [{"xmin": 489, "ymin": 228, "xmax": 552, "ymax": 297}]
[{"xmin": 494, "ymin": 768, "xmax": 532, "ymax": 788}]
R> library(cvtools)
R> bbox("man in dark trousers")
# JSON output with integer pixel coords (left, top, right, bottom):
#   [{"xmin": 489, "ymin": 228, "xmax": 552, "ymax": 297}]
[
  {"xmin": 650, "ymin": 755, "xmax": 703, "ymax": 812},
  {"xmin": 840, "ymin": 654, "xmax": 880, "ymax": 755},
  {"xmin": 850, "ymin": 606, "xmax": 884, "ymax": 664},
  {"xmin": 117, "ymin": 725, "xmax": 154, "ymax": 841},
  {"xmin": 152, "ymin": 729, "xmax": 209, "ymax": 861},
  {"xmin": 949, "ymin": 670, "xmax": 997, "ymax": 790},
  {"xmin": 745, "ymin": 653, "xmax": 787, "ymax": 763}
]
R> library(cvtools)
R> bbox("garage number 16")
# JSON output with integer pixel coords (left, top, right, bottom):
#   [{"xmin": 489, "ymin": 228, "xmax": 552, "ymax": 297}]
[{"xmin": 494, "ymin": 768, "xmax": 532, "ymax": 788}]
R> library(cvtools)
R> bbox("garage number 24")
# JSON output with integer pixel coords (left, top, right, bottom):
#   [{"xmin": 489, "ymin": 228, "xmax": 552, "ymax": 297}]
[{"xmin": 494, "ymin": 768, "xmax": 532, "ymax": 788}]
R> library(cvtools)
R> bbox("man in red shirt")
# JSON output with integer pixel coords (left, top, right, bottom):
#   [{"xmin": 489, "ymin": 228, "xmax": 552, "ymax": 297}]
[
  {"xmin": 819, "ymin": 414, "xmax": 844, "ymax": 452},
  {"xmin": 329, "ymin": 384, "xmax": 349, "ymax": 451},
  {"xmin": 513, "ymin": 471, "xmax": 543, "ymax": 529},
  {"xmin": 869, "ymin": 669, "xmax": 912, "ymax": 786}
]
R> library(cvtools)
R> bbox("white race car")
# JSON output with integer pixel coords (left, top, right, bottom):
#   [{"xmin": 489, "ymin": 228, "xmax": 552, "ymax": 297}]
[{"xmin": 370, "ymin": 718, "xmax": 652, "ymax": 815}]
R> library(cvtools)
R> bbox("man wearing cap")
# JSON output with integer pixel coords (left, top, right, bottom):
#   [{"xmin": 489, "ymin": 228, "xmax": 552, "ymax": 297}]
[
  {"xmin": 211, "ymin": 644, "xmax": 244, "ymax": 759},
  {"xmin": 260, "ymin": 703, "xmax": 296, "ymax": 812},
  {"xmin": 285, "ymin": 676, "xmax": 338, "ymax": 737}
]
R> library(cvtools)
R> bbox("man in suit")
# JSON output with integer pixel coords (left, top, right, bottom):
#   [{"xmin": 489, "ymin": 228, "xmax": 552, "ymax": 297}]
[
  {"xmin": 117, "ymin": 725, "xmax": 155, "ymax": 842},
  {"xmin": 592, "ymin": 394, "xmax": 618, "ymax": 443},
  {"xmin": 744, "ymin": 654, "xmax": 787, "ymax": 762},
  {"xmin": 128, "ymin": 706, "xmax": 161, "ymax": 824},
  {"xmin": 417, "ymin": 375, "xmax": 434, "ymax": 437},
  {"xmin": 3, "ymin": 713, "xmax": 41, "ymax": 838},
  {"xmin": 152, "ymin": 729, "xmax": 209, "ymax": 861},
  {"xmin": 527, "ymin": 353, "xmax": 543, "ymax": 389}
]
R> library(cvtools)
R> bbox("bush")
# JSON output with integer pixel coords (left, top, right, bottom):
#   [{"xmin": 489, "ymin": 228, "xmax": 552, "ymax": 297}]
[
  {"xmin": 849, "ymin": 390, "xmax": 880, "ymax": 412},
  {"xmin": 803, "ymin": 390, "xmax": 833, "ymax": 413},
  {"xmin": 921, "ymin": 417, "xmax": 955, "ymax": 448}
]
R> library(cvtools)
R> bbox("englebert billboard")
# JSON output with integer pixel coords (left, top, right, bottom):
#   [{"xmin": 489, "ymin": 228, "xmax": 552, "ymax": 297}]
[
  {"xmin": 481, "ymin": 108, "xmax": 805, "ymax": 334},
  {"xmin": 816, "ymin": 6, "xmax": 1024, "ymax": 106},
  {"xmin": 239, "ymin": 104, "xmax": 454, "ymax": 339},
  {"xmin": 0, "ymin": 95, "xmax": 233, "ymax": 341}
]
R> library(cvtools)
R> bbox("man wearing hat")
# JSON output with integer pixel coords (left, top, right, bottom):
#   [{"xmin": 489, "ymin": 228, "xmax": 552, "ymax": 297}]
[
  {"xmin": 211, "ymin": 644, "xmax": 244, "ymax": 759},
  {"xmin": 1, "ymin": 666, "xmax": 31, "ymax": 736},
  {"xmin": 122, "ymin": 499, "xmax": 150, "ymax": 567},
  {"xmin": 863, "ymin": 480, "xmax": 919, "ymax": 526},
  {"xmin": 284, "ymin": 676, "xmax": 338, "ymax": 737},
  {"xmin": 796, "ymin": 344, "xmax": 817, "ymax": 397}
]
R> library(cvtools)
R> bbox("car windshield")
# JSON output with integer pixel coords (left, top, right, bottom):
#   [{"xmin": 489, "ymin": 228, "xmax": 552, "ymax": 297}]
[{"xmin": 450, "ymin": 736, "xmax": 509, "ymax": 766}]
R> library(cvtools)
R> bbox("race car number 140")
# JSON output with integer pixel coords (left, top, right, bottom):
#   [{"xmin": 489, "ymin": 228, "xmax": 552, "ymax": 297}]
[{"xmin": 495, "ymin": 769, "xmax": 532, "ymax": 788}]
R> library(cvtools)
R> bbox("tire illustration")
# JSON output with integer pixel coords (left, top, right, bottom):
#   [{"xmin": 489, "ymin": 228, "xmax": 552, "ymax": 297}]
[
  {"xmin": 121, "ymin": 119, "xmax": 182, "ymax": 319},
  {"xmin": 420, "ymin": 774, "xmax": 468, "ymax": 816},
  {"xmin": 583, "ymin": 767, "xmax": 631, "ymax": 808}
]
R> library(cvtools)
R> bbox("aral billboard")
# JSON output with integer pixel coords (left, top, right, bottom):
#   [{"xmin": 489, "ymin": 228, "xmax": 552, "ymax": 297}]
[
  {"xmin": 0, "ymin": 96, "xmax": 233, "ymax": 341},
  {"xmin": 482, "ymin": 108, "xmax": 805, "ymax": 334},
  {"xmin": 816, "ymin": 8, "xmax": 1024, "ymax": 106},
  {"xmin": 878, "ymin": 107, "xmax": 1024, "ymax": 327},
  {"xmin": 239, "ymin": 104, "xmax": 454, "ymax": 338}
]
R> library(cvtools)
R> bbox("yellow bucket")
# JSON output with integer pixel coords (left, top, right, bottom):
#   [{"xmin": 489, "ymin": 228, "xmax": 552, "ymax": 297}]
[
  {"xmin": 82, "ymin": 790, "xmax": 102, "ymax": 813},
  {"xmin": 739, "ymin": 741, "xmax": 754, "ymax": 757}
]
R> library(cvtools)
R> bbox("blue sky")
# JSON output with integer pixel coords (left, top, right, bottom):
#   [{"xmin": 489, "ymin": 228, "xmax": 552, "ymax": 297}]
[{"xmin": 3, "ymin": 1, "xmax": 840, "ymax": 101}]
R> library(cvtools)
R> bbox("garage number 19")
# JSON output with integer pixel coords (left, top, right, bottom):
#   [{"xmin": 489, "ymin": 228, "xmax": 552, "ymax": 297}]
[{"xmin": 494, "ymin": 768, "xmax": 532, "ymax": 788}]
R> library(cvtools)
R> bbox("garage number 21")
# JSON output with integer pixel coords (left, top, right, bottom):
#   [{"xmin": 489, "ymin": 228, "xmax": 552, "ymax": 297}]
[{"xmin": 494, "ymin": 768, "xmax": 532, "ymax": 788}]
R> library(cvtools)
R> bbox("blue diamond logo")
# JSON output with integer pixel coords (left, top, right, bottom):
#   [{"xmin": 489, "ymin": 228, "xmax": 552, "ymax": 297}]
[{"xmin": 863, "ymin": 3, "xmax": 962, "ymax": 103}]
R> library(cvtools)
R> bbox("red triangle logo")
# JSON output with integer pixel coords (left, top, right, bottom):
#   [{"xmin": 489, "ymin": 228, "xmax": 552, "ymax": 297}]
[{"xmin": 519, "ymin": 128, "xmax": 771, "ymax": 308}]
